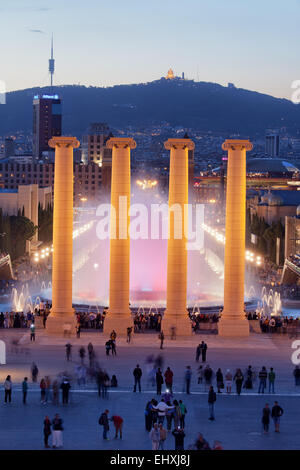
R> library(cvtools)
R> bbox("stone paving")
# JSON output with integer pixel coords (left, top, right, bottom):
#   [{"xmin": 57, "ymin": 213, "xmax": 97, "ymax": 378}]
[{"xmin": 0, "ymin": 329, "xmax": 299, "ymax": 449}]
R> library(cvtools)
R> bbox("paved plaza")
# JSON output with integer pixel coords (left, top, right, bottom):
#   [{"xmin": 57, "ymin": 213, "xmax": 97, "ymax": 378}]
[{"xmin": 0, "ymin": 329, "xmax": 299, "ymax": 450}]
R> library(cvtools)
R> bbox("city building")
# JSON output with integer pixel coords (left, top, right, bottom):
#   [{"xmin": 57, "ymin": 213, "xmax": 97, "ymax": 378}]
[
  {"xmin": 33, "ymin": 94, "xmax": 62, "ymax": 160},
  {"xmin": 248, "ymin": 190, "xmax": 300, "ymax": 225},
  {"xmin": 265, "ymin": 131, "xmax": 280, "ymax": 157},
  {"xmin": 4, "ymin": 137, "xmax": 15, "ymax": 158},
  {"xmin": 0, "ymin": 160, "xmax": 102, "ymax": 204}
]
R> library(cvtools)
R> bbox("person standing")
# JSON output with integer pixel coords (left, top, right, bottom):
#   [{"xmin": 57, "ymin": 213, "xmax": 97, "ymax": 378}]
[
  {"xmin": 201, "ymin": 341, "xmax": 207, "ymax": 362},
  {"xmin": 65, "ymin": 343, "xmax": 72, "ymax": 361},
  {"xmin": 22, "ymin": 377, "xmax": 28, "ymax": 404},
  {"xmin": 52, "ymin": 413, "xmax": 63, "ymax": 448},
  {"xmin": 158, "ymin": 423, "xmax": 167, "ymax": 450},
  {"xmin": 208, "ymin": 385, "xmax": 217, "ymax": 420},
  {"xmin": 271, "ymin": 401, "xmax": 284, "ymax": 433},
  {"xmin": 197, "ymin": 365, "xmax": 204, "ymax": 386},
  {"xmin": 225, "ymin": 369, "xmax": 233, "ymax": 394},
  {"xmin": 258, "ymin": 366, "xmax": 268, "ymax": 394},
  {"xmin": 156, "ymin": 368, "xmax": 164, "ymax": 395},
  {"xmin": 4, "ymin": 375, "xmax": 12, "ymax": 403},
  {"xmin": 61, "ymin": 378, "xmax": 71, "ymax": 404},
  {"xmin": 149, "ymin": 423, "xmax": 160, "ymax": 450},
  {"xmin": 268, "ymin": 368, "xmax": 276, "ymax": 394},
  {"xmin": 262, "ymin": 403, "xmax": 271, "ymax": 434},
  {"xmin": 110, "ymin": 415, "xmax": 123, "ymax": 439},
  {"xmin": 133, "ymin": 364, "xmax": 142, "ymax": 392},
  {"xmin": 184, "ymin": 366, "xmax": 192, "ymax": 394},
  {"xmin": 43, "ymin": 416, "xmax": 52, "ymax": 448},
  {"xmin": 293, "ymin": 365, "xmax": 300, "ymax": 386},
  {"xmin": 233, "ymin": 369, "xmax": 244, "ymax": 395},
  {"xmin": 76, "ymin": 324, "xmax": 81, "ymax": 338},
  {"xmin": 127, "ymin": 326, "xmax": 132, "ymax": 343},
  {"xmin": 164, "ymin": 367, "xmax": 174, "ymax": 393},
  {"xmin": 172, "ymin": 427, "xmax": 185, "ymax": 450},
  {"xmin": 159, "ymin": 330, "xmax": 164, "ymax": 350},
  {"xmin": 99, "ymin": 409, "xmax": 110, "ymax": 440},
  {"xmin": 30, "ymin": 322, "xmax": 35, "ymax": 342},
  {"xmin": 179, "ymin": 400, "xmax": 187, "ymax": 428},
  {"xmin": 195, "ymin": 344, "xmax": 201, "ymax": 362}
]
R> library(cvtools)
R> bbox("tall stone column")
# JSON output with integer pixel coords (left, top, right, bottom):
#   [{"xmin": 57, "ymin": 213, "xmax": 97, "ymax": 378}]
[
  {"xmin": 46, "ymin": 136, "xmax": 80, "ymax": 334},
  {"xmin": 162, "ymin": 138, "xmax": 195, "ymax": 336},
  {"xmin": 218, "ymin": 139, "xmax": 253, "ymax": 337},
  {"xmin": 103, "ymin": 137, "xmax": 136, "ymax": 336}
]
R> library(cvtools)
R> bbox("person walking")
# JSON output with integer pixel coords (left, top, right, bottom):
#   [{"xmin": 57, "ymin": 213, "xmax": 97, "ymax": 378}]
[
  {"xmin": 76, "ymin": 324, "xmax": 81, "ymax": 338},
  {"xmin": 245, "ymin": 365, "xmax": 253, "ymax": 390},
  {"xmin": 258, "ymin": 366, "xmax": 268, "ymax": 394},
  {"xmin": 52, "ymin": 380, "xmax": 59, "ymax": 405},
  {"xmin": 110, "ymin": 339, "xmax": 117, "ymax": 356},
  {"xmin": 164, "ymin": 367, "xmax": 174, "ymax": 393},
  {"xmin": 271, "ymin": 401, "xmax": 284, "ymax": 433},
  {"xmin": 22, "ymin": 377, "xmax": 28, "ymax": 404},
  {"xmin": 184, "ymin": 366, "xmax": 192, "ymax": 394},
  {"xmin": 99, "ymin": 409, "xmax": 110, "ymax": 440},
  {"xmin": 43, "ymin": 416, "xmax": 52, "ymax": 448},
  {"xmin": 149, "ymin": 423, "xmax": 160, "ymax": 450},
  {"xmin": 159, "ymin": 330, "xmax": 164, "ymax": 350},
  {"xmin": 201, "ymin": 341, "xmax": 207, "ymax": 362},
  {"xmin": 233, "ymin": 369, "xmax": 244, "ymax": 395},
  {"xmin": 208, "ymin": 385, "xmax": 217, "ymax": 420},
  {"xmin": 40, "ymin": 378, "xmax": 46, "ymax": 404},
  {"xmin": 172, "ymin": 400, "xmax": 182, "ymax": 428},
  {"xmin": 110, "ymin": 415, "xmax": 123, "ymax": 439},
  {"xmin": 52, "ymin": 414, "xmax": 63, "ymax": 448},
  {"xmin": 88, "ymin": 342, "xmax": 95, "ymax": 365},
  {"xmin": 4, "ymin": 375, "xmax": 12, "ymax": 403},
  {"xmin": 61, "ymin": 378, "xmax": 71, "ymax": 404},
  {"xmin": 268, "ymin": 368, "xmax": 276, "ymax": 394},
  {"xmin": 156, "ymin": 368, "xmax": 164, "ymax": 395},
  {"xmin": 179, "ymin": 400, "xmax": 187, "ymax": 428},
  {"xmin": 30, "ymin": 322, "xmax": 35, "ymax": 342},
  {"xmin": 133, "ymin": 364, "xmax": 142, "ymax": 392},
  {"xmin": 262, "ymin": 403, "xmax": 271, "ymax": 434},
  {"xmin": 65, "ymin": 343, "xmax": 72, "ymax": 361},
  {"xmin": 158, "ymin": 423, "xmax": 167, "ymax": 450},
  {"xmin": 127, "ymin": 326, "xmax": 132, "ymax": 343},
  {"xmin": 79, "ymin": 346, "xmax": 85, "ymax": 364},
  {"xmin": 216, "ymin": 368, "xmax": 224, "ymax": 393},
  {"xmin": 31, "ymin": 362, "xmax": 38, "ymax": 383},
  {"xmin": 172, "ymin": 426, "xmax": 185, "ymax": 450},
  {"xmin": 225, "ymin": 369, "xmax": 233, "ymax": 394},
  {"xmin": 45, "ymin": 376, "xmax": 51, "ymax": 403},
  {"xmin": 204, "ymin": 364, "xmax": 213, "ymax": 391}
]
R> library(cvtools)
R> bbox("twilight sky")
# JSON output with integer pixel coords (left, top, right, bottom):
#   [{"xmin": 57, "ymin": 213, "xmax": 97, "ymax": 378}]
[{"xmin": 1, "ymin": 0, "xmax": 300, "ymax": 99}]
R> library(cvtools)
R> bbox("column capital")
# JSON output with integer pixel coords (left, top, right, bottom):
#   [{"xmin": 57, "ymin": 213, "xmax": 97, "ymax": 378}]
[
  {"xmin": 49, "ymin": 136, "xmax": 80, "ymax": 149},
  {"xmin": 106, "ymin": 137, "xmax": 136, "ymax": 150},
  {"xmin": 222, "ymin": 139, "xmax": 253, "ymax": 151},
  {"xmin": 164, "ymin": 138, "xmax": 195, "ymax": 151}
]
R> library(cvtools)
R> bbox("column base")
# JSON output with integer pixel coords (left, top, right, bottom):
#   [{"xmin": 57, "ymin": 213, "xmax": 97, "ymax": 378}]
[
  {"xmin": 218, "ymin": 318, "xmax": 249, "ymax": 337},
  {"xmin": 161, "ymin": 313, "xmax": 192, "ymax": 337},
  {"xmin": 46, "ymin": 313, "xmax": 77, "ymax": 336},
  {"xmin": 103, "ymin": 314, "xmax": 133, "ymax": 337}
]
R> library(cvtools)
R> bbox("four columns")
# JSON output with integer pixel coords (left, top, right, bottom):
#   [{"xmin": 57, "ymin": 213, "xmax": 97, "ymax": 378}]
[
  {"xmin": 46, "ymin": 136, "xmax": 79, "ymax": 334},
  {"xmin": 218, "ymin": 139, "xmax": 253, "ymax": 337},
  {"xmin": 46, "ymin": 134, "xmax": 252, "ymax": 338}
]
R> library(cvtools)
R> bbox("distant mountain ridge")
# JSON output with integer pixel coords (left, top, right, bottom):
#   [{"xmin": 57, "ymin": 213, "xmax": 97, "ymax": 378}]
[{"xmin": 1, "ymin": 79, "xmax": 299, "ymax": 136}]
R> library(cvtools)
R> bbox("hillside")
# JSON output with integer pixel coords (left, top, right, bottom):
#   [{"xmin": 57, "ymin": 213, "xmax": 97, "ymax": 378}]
[{"xmin": 1, "ymin": 79, "xmax": 299, "ymax": 135}]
